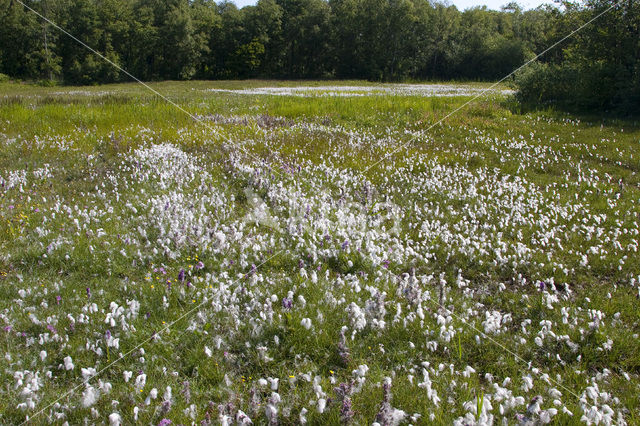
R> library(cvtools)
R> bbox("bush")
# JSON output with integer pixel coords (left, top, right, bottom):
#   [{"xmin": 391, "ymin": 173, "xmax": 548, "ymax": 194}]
[
  {"xmin": 0, "ymin": 73, "xmax": 10, "ymax": 83},
  {"xmin": 514, "ymin": 60, "xmax": 640, "ymax": 115},
  {"xmin": 513, "ymin": 62, "xmax": 572, "ymax": 108},
  {"xmin": 36, "ymin": 79, "xmax": 59, "ymax": 87},
  {"xmin": 513, "ymin": 1, "xmax": 640, "ymax": 116}
]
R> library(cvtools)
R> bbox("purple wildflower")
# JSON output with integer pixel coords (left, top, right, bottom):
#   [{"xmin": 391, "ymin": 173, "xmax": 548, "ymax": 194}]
[
  {"xmin": 375, "ymin": 380, "xmax": 393, "ymax": 425},
  {"xmin": 202, "ymin": 411, "xmax": 212, "ymax": 426},
  {"xmin": 340, "ymin": 396, "xmax": 354, "ymax": 424},
  {"xmin": 178, "ymin": 268, "xmax": 185, "ymax": 282},
  {"xmin": 56, "ymin": 295, "xmax": 61, "ymax": 304},
  {"xmin": 158, "ymin": 419, "xmax": 172, "ymax": 426},
  {"xmin": 282, "ymin": 297, "xmax": 293, "ymax": 310},
  {"xmin": 86, "ymin": 287, "xmax": 91, "ymax": 299},
  {"xmin": 539, "ymin": 281, "xmax": 545, "ymax": 290},
  {"xmin": 341, "ymin": 240, "xmax": 350, "ymax": 250},
  {"xmin": 195, "ymin": 261, "xmax": 205, "ymax": 270},
  {"xmin": 335, "ymin": 381, "xmax": 355, "ymax": 423},
  {"xmin": 47, "ymin": 324, "xmax": 57, "ymax": 334},
  {"xmin": 160, "ymin": 400, "xmax": 172, "ymax": 416}
]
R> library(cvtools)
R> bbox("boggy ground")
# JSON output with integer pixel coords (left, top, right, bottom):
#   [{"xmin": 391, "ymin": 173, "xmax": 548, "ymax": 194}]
[{"xmin": 0, "ymin": 80, "xmax": 639, "ymax": 425}]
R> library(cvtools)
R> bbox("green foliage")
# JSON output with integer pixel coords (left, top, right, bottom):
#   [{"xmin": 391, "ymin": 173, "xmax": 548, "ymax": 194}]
[
  {"xmin": 515, "ymin": 0, "xmax": 640, "ymax": 115},
  {"xmin": 513, "ymin": 61, "xmax": 571, "ymax": 107},
  {"xmin": 235, "ymin": 38, "xmax": 266, "ymax": 74},
  {"xmin": 0, "ymin": 0, "xmax": 562, "ymax": 83}
]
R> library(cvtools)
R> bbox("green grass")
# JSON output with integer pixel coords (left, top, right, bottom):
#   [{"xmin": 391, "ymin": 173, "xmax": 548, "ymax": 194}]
[{"xmin": 0, "ymin": 80, "xmax": 639, "ymax": 425}]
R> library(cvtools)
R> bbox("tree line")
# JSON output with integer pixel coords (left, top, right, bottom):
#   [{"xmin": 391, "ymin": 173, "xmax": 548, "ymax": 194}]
[
  {"xmin": 0, "ymin": 0, "xmax": 637, "ymax": 113},
  {"xmin": 0, "ymin": 0, "xmax": 561, "ymax": 83}
]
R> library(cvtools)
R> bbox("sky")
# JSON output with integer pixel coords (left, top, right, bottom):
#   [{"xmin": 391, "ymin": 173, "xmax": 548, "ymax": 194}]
[{"xmin": 231, "ymin": 0, "xmax": 556, "ymax": 10}]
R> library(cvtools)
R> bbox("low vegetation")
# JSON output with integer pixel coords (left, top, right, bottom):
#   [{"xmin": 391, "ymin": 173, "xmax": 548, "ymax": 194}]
[{"xmin": 0, "ymin": 81, "xmax": 639, "ymax": 424}]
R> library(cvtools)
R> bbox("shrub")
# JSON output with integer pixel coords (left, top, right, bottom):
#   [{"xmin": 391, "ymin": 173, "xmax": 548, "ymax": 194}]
[{"xmin": 514, "ymin": 60, "xmax": 640, "ymax": 115}]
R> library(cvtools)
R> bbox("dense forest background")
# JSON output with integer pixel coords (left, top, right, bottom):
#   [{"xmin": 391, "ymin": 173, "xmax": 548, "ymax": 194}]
[{"xmin": 0, "ymin": 0, "xmax": 638, "ymax": 113}]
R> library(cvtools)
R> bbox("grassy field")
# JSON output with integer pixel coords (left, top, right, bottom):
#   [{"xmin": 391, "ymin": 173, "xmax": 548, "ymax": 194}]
[{"xmin": 0, "ymin": 80, "xmax": 639, "ymax": 425}]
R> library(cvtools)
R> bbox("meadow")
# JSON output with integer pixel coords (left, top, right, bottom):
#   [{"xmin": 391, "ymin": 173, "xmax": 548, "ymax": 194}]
[{"xmin": 0, "ymin": 80, "xmax": 639, "ymax": 425}]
